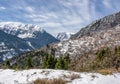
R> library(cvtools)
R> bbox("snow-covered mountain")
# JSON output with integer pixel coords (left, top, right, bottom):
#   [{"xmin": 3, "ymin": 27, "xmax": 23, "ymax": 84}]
[
  {"xmin": 0, "ymin": 22, "xmax": 59, "ymax": 61},
  {"xmin": 56, "ymin": 32, "xmax": 71, "ymax": 41},
  {"xmin": 0, "ymin": 22, "xmax": 43, "ymax": 39},
  {"xmin": 0, "ymin": 30, "xmax": 32, "ymax": 61},
  {"xmin": 53, "ymin": 12, "xmax": 120, "ymax": 56}
]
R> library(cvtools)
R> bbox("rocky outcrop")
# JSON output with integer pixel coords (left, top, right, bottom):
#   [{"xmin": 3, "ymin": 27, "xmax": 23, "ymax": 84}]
[{"xmin": 71, "ymin": 12, "xmax": 120, "ymax": 39}]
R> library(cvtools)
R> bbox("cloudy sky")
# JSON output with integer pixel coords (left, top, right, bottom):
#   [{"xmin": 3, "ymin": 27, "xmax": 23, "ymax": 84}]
[{"xmin": 0, "ymin": 0, "xmax": 120, "ymax": 35}]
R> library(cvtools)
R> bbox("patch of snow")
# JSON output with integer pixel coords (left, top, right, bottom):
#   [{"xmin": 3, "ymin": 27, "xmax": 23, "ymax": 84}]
[
  {"xmin": 18, "ymin": 33, "xmax": 35, "ymax": 39},
  {"xmin": 26, "ymin": 41, "xmax": 35, "ymax": 49},
  {"xmin": 0, "ymin": 69, "xmax": 120, "ymax": 84},
  {"xmin": 19, "ymin": 48, "xmax": 30, "ymax": 52},
  {"xmin": 56, "ymin": 32, "xmax": 71, "ymax": 41},
  {"xmin": 3, "ymin": 52, "xmax": 15, "ymax": 61}
]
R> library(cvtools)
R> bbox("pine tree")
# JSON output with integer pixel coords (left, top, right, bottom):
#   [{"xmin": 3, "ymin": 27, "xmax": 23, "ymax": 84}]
[
  {"xmin": 47, "ymin": 54, "xmax": 54, "ymax": 68},
  {"xmin": 42, "ymin": 54, "xmax": 48, "ymax": 68},
  {"xmin": 42, "ymin": 54, "xmax": 55, "ymax": 69},
  {"xmin": 13, "ymin": 63, "xmax": 20, "ymax": 70},
  {"xmin": 97, "ymin": 49, "xmax": 106, "ymax": 61},
  {"xmin": 63, "ymin": 59, "xmax": 68, "ymax": 69},
  {"xmin": 25, "ymin": 56, "xmax": 32, "ymax": 69},
  {"xmin": 63, "ymin": 55, "xmax": 70, "ymax": 69},
  {"xmin": 55, "ymin": 56, "xmax": 64, "ymax": 69},
  {"xmin": 5, "ymin": 60, "xmax": 10, "ymax": 68}
]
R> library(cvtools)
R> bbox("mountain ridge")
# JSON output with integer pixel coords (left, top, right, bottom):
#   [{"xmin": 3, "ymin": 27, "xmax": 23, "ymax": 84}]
[
  {"xmin": 71, "ymin": 11, "xmax": 120, "ymax": 39},
  {"xmin": 0, "ymin": 30, "xmax": 33, "ymax": 61},
  {"xmin": 56, "ymin": 32, "xmax": 71, "ymax": 41},
  {"xmin": 0, "ymin": 22, "xmax": 59, "ymax": 61},
  {"xmin": 0, "ymin": 22, "xmax": 44, "ymax": 38}
]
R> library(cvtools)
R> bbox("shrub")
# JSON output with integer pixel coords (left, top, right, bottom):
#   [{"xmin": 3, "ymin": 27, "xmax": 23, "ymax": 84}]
[
  {"xmin": 97, "ymin": 69, "xmax": 113, "ymax": 75},
  {"xmin": 63, "ymin": 73, "xmax": 80, "ymax": 80},
  {"xmin": 33, "ymin": 78, "xmax": 67, "ymax": 84},
  {"xmin": 69, "ymin": 74, "xmax": 80, "ymax": 80}
]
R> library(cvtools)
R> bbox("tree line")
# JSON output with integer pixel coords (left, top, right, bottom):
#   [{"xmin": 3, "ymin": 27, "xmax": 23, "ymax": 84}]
[{"xmin": 5, "ymin": 53, "xmax": 70, "ymax": 70}]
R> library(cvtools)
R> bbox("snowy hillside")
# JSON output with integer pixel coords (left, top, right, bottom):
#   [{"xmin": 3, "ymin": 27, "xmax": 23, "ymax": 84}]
[
  {"xmin": 0, "ymin": 69, "xmax": 120, "ymax": 84},
  {"xmin": 56, "ymin": 32, "xmax": 71, "ymax": 41},
  {"xmin": 52, "ymin": 12, "xmax": 120, "ymax": 57},
  {"xmin": 0, "ymin": 30, "xmax": 32, "ymax": 61},
  {"xmin": 53, "ymin": 24, "xmax": 120, "ymax": 57}
]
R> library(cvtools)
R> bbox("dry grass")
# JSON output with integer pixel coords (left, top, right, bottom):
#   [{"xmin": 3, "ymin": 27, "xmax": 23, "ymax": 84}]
[
  {"xmin": 97, "ymin": 69, "xmax": 115, "ymax": 75},
  {"xmin": 33, "ymin": 73, "xmax": 80, "ymax": 84},
  {"xmin": 69, "ymin": 74, "xmax": 80, "ymax": 80},
  {"xmin": 33, "ymin": 78, "xmax": 67, "ymax": 84},
  {"xmin": 63, "ymin": 73, "xmax": 80, "ymax": 80}
]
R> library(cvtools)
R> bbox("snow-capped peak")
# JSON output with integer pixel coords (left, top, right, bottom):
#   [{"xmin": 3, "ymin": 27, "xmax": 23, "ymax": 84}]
[
  {"xmin": 0, "ymin": 22, "xmax": 44, "ymax": 38},
  {"xmin": 56, "ymin": 32, "xmax": 71, "ymax": 41}
]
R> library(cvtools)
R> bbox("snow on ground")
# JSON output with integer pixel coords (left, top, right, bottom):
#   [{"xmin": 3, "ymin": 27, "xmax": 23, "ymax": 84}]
[{"xmin": 0, "ymin": 69, "xmax": 120, "ymax": 84}]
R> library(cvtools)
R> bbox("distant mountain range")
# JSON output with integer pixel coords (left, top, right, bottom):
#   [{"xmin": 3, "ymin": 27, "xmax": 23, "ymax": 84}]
[
  {"xmin": 8, "ymin": 11, "xmax": 120, "ymax": 70},
  {"xmin": 0, "ymin": 22, "xmax": 59, "ymax": 61}
]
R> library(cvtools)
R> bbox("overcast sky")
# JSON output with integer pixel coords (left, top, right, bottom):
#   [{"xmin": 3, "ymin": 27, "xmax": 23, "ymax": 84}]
[{"xmin": 0, "ymin": 0, "xmax": 120, "ymax": 35}]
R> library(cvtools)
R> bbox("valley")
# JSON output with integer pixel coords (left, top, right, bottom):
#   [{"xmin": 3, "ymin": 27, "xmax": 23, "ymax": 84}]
[{"xmin": 0, "ymin": 3, "xmax": 120, "ymax": 84}]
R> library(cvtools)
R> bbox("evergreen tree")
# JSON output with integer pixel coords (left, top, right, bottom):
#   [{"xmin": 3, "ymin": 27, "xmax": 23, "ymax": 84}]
[
  {"xmin": 42, "ymin": 54, "xmax": 55, "ymax": 69},
  {"xmin": 63, "ymin": 59, "xmax": 68, "ymax": 69},
  {"xmin": 118, "ymin": 46, "xmax": 120, "ymax": 55},
  {"xmin": 25, "ymin": 56, "xmax": 32, "ymax": 69},
  {"xmin": 63, "ymin": 55, "xmax": 70, "ymax": 69},
  {"xmin": 97, "ymin": 49, "xmax": 106, "ymax": 61},
  {"xmin": 42, "ymin": 54, "xmax": 48, "ymax": 68},
  {"xmin": 5, "ymin": 60, "xmax": 10, "ymax": 68},
  {"xmin": 55, "ymin": 56, "xmax": 64, "ymax": 69},
  {"xmin": 53, "ymin": 58, "xmax": 57, "ymax": 68},
  {"xmin": 12, "ymin": 63, "xmax": 20, "ymax": 70},
  {"xmin": 47, "ymin": 54, "xmax": 54, "ymax": 68},
  {"xmin": 115, "ymin": 47, "xmax": 118, "ymax": 54}
]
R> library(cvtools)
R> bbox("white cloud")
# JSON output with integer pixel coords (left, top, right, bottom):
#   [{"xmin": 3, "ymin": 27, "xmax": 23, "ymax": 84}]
[
  {"xmin": 24, "ymin": 12, "xmax": 59, "ymax": 23},
  {"xmin": 62, "ymin": 17, "xmax": 83, "ymax": 26},
  {"xmin": 59, "ymin": 0, "xmax": 91, "ymax": 21},
  {"xmin": 25, "ymin": 14, "xmax": 48, "ymax": 19},
  {"xmin": 25, "ymin": 6, "xmax": 34, "ymax": 13},
  {"xmin": 0, "ymin": 7, "xmax": 6, "ymax": 10},
  {"xmin": 102, "ymin": 0, "xmax": 112, "ymax": 8},
  {"xmin": 23, "ymin": 0, "xmax": 94, "ymax": 35},
  {"xmin": 41, "ymin": 22, "xmax": 62, "ymax": 28}
]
